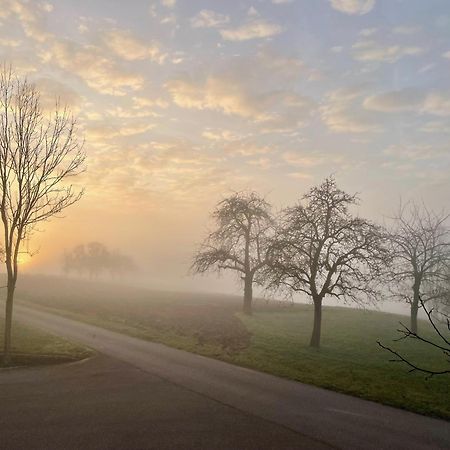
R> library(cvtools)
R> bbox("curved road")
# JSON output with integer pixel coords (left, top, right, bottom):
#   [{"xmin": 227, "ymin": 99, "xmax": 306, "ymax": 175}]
[{"xmin": 7, "ymin": 304, "xmax": 450, "ymax": 449}]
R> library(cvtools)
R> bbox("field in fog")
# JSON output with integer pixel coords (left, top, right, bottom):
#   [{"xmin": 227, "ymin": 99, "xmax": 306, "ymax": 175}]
[{"xmin": 11, "ymin": 274, "xmax": 449, "ymax": 420}]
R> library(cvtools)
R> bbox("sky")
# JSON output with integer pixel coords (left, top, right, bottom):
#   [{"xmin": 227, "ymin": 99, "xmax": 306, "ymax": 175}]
[{"xmin": 0, "ymin": 0, "xmax": 450, "ymax": 297}]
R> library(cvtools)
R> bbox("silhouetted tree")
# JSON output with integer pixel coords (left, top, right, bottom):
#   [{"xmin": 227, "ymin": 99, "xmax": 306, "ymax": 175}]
[
  {"xmin": 192, "ymin": 192, "xmax": 274, "ymax": 315},
  {"xmin": 0, "ymin": 66, "xmax": 85, "ymax": 363},
  {"xmin": 385, "ymin": 202, "xmax": 450, "ymax": 334},
  {"xmin": 268, "ymin": 177, "xmax": 387, "ymax": 348}
]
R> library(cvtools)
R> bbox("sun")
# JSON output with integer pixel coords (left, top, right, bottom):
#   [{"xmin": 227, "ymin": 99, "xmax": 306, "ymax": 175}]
[{"xmin": 17, "ymin": 252, "xmax": 32, "ymax": 266}]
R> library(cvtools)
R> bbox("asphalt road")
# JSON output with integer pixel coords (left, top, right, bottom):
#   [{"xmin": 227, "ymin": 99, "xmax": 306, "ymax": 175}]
[{"xmin": 3, "ymin": 304, "xmax": 450, "ymax": 450}]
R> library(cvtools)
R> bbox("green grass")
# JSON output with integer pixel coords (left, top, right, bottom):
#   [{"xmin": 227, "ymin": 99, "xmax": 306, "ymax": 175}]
[
  {"xmin": 0, "ymin": 319, "xmax": 93, "ymax": 368},
  {"xmin": 14, "ymin": 274, "xmax": 450, "ymax": 419}
]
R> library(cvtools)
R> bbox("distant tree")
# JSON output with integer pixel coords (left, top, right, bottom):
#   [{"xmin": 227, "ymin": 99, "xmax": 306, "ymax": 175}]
[
  {"xmin": 108, "ymin": 250, "xmax": 136, "ymax": 277},
  {"xmin": 85, "ymin": 242, "xmax": 110, "ymax": 278},
  {"xmin": 267, "ymin": 177, "xmax": 387, "ymax": 348},
  {"xmin": 384, "ymin": 202, "xmax": 450, "ymax": 334},
  {"xmin": 63, "ymin": 242, "xmax": 136, "ymax": 279},
  {"xmin": 0, "ymin": 66, "xmax": 85, "ymax": 363},
  {"xmin": 192, "ymin": 192, "xmax": 274, "ymax": 315}
]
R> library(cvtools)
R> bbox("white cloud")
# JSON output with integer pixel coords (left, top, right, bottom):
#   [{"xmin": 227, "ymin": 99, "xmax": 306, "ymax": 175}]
[
  {"xmin": 161, "ymin": 0, "xmax": 176, "ymax": 8},
  {"xmin": 165, "ymin": 76, "xmax": 271, "ymax": 120},
  {"xmin": 165, "ymin": 73, "xmax": 315, "ymax": 132},
  {"xmin": 86, "ymin": 122, "xmax": 155, "ymax": 140},
  {"xmin": 272, "ymin": 0, "xmax": 294, "ymax": 4},
  {"xmin": 329, "ymin": 0, "xmax": 375, "ymax": 15},
  {"xmin": 190, "ymin": 10, "xmax": 229, "ymax": 29},
  {"xmin": 352, "ymin": 40, "xmax": 423, "ymax": 63},
  {"xmin": 101, "ymin": 28, "xmax": 166, "ymax": 63},
  {"xmin": 247, "ymin": 6, "xmax": 259, "ymax": 17},
  {"xmin": 443, "ymin": 51, "xmax": 450, "ymax": 59},
  {"xmin": 220, "ymin": 19, "xmax": 283, "ymax": 41},
  {"xmin": 321, "ymin": 86, "xmax": 382, "ymax": 133},
  {"xmin": 202, "ymin": 129, "xmax": 241, "ymax": 141},
  {"xmin": 331, "ymin": 46, "xmax": 343, "ymax": 53},
  {"xmin": 45, "ymin": 40, "xmax": 144, "ymax": 96},
  {"xmin": 359, "ymin": 28, "xmax": 377, "ymax": 37},
  {"xmin": 363, "ymin": 88, "xmax": 450, "ymax": 117},
  {"xmin": 423, "ymin": 92, "xmax": 450, "ymax": 116},
  {"xmin": 283, "ymin": 152, "xmax": 326, "ymax": 167}
]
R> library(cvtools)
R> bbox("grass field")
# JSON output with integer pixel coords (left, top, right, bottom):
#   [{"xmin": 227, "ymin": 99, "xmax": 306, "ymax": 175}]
[
  {"xmin": 0, "ymin": 319, "xmax": 93, "ymax": 368},
  {"xmin": 14, "ymin": 274, "xmax": 450, "ymax": 419}
]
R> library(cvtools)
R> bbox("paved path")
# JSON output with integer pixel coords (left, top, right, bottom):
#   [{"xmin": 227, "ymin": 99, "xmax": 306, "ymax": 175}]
[{"xmin": 4, "ymin": 304, "xmax": 450, "ymax": 449}]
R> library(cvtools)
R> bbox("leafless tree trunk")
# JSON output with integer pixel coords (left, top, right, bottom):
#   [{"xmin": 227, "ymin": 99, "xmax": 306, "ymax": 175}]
[
  {"xmin": 0, "ymin": 65, "xmax": 85, "ymax": 363},
  {"xmin": 310, "ymin": 295, "xmax": 323, "ymax": 348}
]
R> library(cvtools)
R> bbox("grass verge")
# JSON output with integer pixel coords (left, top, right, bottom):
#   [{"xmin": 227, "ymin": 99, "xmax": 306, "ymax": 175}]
[{"xmin": 0, "ymin": 319, "xmax": 93, "ymax": 368}]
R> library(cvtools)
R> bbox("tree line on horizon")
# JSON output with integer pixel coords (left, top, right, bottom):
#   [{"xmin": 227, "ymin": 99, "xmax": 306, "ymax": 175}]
[
  {"xmin": 191, "ymin": 178, "xmax": 450, "ymax": 371},
  {"xmin": 62, "ymin": 242, "xmax": 136, "ymax": 279}
]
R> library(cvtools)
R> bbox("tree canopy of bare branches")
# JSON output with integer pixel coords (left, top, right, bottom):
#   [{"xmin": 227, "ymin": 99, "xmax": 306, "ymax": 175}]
[
  {"xmin": 267, "ymin": 177, "xmax": 388, "ymax": 348},
  {"xmin": 192, "ymin": 191, "xmax": 274, "ymax": 315},
  {"xmin": 0, "ymin": 66, "xmax": 85, "ymax": 363},
  {"xmin": 384, "ymin": 202, "xmax": 450, "ymax": 334},
  {"xmin": 378, "ymin": 296, "xmax": 450, "ymax": 377}
]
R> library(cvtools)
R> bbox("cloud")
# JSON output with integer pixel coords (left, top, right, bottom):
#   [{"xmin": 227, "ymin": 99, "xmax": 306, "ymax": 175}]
[
  {"xmin": 0, "ymin": 38, "xmax": 22, "ymax": 47},
  {"xmin": 443, "ymin": 51, "xmax": 450, "ymax": 59},
  {"xmin": 165, "ymin": 76, "xmax": 271, "ymax": 120},
  {"xmin": 190, "ymin": 10, "xmax": 229, "ymax": 28},
  {"xmin": 86, "ymin": 122, "xmax": 155, "ymax": 140},
  {"xmin": 1, "ymin": 0, "xmax": 52, "ymax": 42},
  {"xmin": 384, "ymin": 144, "xmax": 450, "ymax": 162},
  {"xmin": 423, "ymin": 92, "xmax": 450, "ymax": 116},
  {"xmin": 329, "ymin": 0, "xmax": 375, "ymax": 15},
  {"xmin": 363, "ymin": 88, "xmax": 424, "ymax": 112},
  {"xmin": 363, "ymin": 88, "xmax": 450, "ymax": 116},
  {"xmin": 359, "ymin": 28, "xmax": 377, "ymax": 37},
  {"xmin": 352, "ymin": 40, "xmax": 423, "ymax": 63},
  {"xmin": 45, "ymin": 40, "xmax": 144, "ymax": 96},
  {"xmin": 166, "ymin": 72, "xmax": 315, "ymax": 132},
  {"xmin": 282, "ymin": 152, "xmax": 326, "ymax": 167},
  {"xmin": 224, "ymin": 141, "xmax": 272, "ymax": 157},
  {"xmin": 101, "ymin": 28, "xmax": 166, "ymax": 63},
  {"xmin": 220, "ymin": 19, "xmax": 283, "ymax": 41},
  {"xmin": 272, "ymin": 0, "xmax": 294, "ymax": 4},
  {"xmin": 34, "ymin": 77, "xmax": 82, "ymax": 112},
  {"xmin": 161, "ymin": 0, "xmax": 176, "ymax": 8},
  {"xmin": 321, "ymin": 86, "xmax": 382, "ymax": 133},
  {"xmin": 420, "ymin": 120, "xmax": 450, "ymax": 134},
  {"xmin": 202, "ymin": 129, "xmax": 241, "ymax": 141}
]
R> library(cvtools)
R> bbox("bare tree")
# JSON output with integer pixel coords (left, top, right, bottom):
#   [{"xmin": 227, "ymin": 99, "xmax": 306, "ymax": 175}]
[
  {"xmin": 192, "ymin": 191, "xmax": 274, "ymax": 315},
  {"xmin": 268, "ymin": 177, "xmax": 387, "ymax": 348},
  {"xmin": 0, "ymin": 66, "xmax": 85, "ymax": 363},
  {"xmin": 378, "ymin": 296, "xmax": 450, "ymax": 377},
  {"xmin": 385, "ymin": 202, "xmax": 450, "ymax": 334}
]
